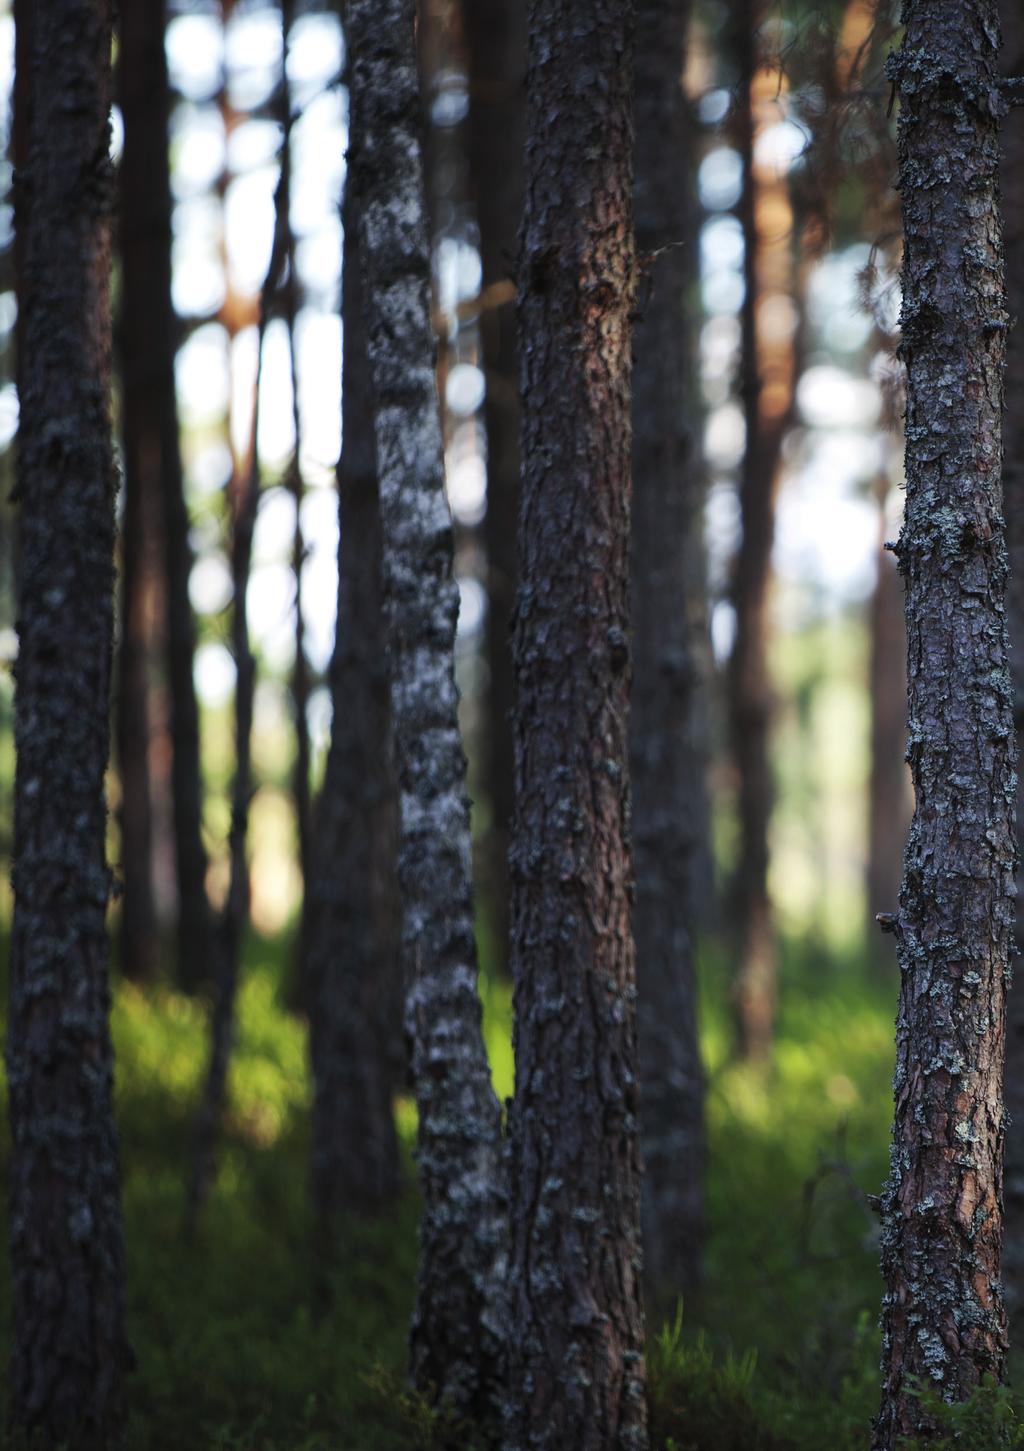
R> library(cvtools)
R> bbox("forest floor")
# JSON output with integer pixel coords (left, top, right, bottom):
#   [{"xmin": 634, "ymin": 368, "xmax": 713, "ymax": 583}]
[{"xmin": 0, "ymin": 930, "xmax": 1020, "ymax": 1449}]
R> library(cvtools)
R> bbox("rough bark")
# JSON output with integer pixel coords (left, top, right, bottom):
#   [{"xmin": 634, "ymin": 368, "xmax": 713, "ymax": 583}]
[
  {"xmin": 346, "ymin": 0, "xmax": 507, "ymax": 1420},
  {"xmin": 120, "ymin": 0, "xmax": 211, "ymax": 995},
  {"xmin": 461, "ymin": 0, "xmax": 524, "ymax": 980},
  {"xmin": 506, "ymin": 3, "xmax": 646, "ymax": 1447},
  {"xmin": 7, "ymin": 0, "xmax": 130, "ymax": 1442},
  {"xmin": 866, "ymin": 472, "xmax": 911, "ymax": 963},
  {"xmin": 873, "ymin": 4, "xmax": 1015, "ymax": 1444},
  {"xmin": 308, "ymin": 187, "xmax": 403, "ymax": 1273},
  {"xmin": 728, "ymin": 0, "xmax": 791, "ymax": 1061},
  {"xmin": 631, "ymin": 0, "xmax": 706, "ymax": 1306},
  {"xmin": 999, "ymin": 0, "xmax": 1024, "ymax": 1322}
]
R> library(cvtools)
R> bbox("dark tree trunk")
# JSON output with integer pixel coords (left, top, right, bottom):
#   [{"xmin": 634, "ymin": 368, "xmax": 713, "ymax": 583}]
[
  {"xmin": 866, "ymin": 473, "xmax": 910, "ymax": 962},
  {"xmin": 307, "ymin": 187, "xmax": 403, "ymax": 1276},
  {"xmin": 280, "ymin": 0, "xmax": 313, "ymax": 944},
  {"xmin": 506, "ymin": 2, "xmax": 646, "ymax": 1447},
  {"xmin": 7, "ymin": 0, "xmax": 130, "ymax": 1442},
  {"xmin": 873, "ymin": 4, "xmax": 1014, "ymax": 1444},
  {"xmin": 729, "ymin": 0, "xmax": 789, "ymax": 1061},
  {"xmin": 999, "ymin": 0, "xmax": 1024, "ymax": 1322},
  {"xmin": 461, "ymin": 0, "xmax": 524, "ymax": 980},
  {"xmin": 631, "ymin": 0, "xmax": 706, "ymax": 1307},
  {"xmin": 120, "ymin": 0, "xmax": 211, "ymax": 995},
  {"xmin": 187, "ymin": 75, "xmax": 297, "ymax": 1224},
  {"xmin": 117, "ymin": 0, "xmax": 175, "ymax": 985},
  {"xmin": 346, "ymin": 0, "xmax": 507, "ymax": 1420}
]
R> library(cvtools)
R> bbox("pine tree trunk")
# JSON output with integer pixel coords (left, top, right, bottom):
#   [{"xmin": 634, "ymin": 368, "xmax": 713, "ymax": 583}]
[
  {"xmin": 346, "ymin": 0, "xmax": 507, "ymax": 1420},
  {"xmin": 308, "ymin": 187, "xmax": 403, "ymax": 1272},
  {"xmin": 115, "ymin": 413, "xmax": 158, "ymax": 981},
  {"xmin": 120, "ymin": 0, "xmax": 211, "ymax": 995},
  {"xmin": 117, "ymin": 0, "xmax": 181, "ymax": 985},
  {"xmin": 866, "ymin": 473, "xmax": 910, "ymax": 963},
  {"xmin": 874, "ymin": 4, "xmax": 1015, "ymax": 1443},
  {"xmin": 461, "ymin": 0, "xmax": 524, "ymax": 980},
  {"xmin": 729, "ymin": 0, "xmax": 794, "ymax": 1061},
  {"xmin": 631, "ymin": 0, "xmax": 706, "ymax": 1306},
  {"xmin": 7, "ymin": 0, "xmax": 130, "ymax": 1440},
  {"xmin": 999, "ymin": 0, "xmax": 1024, "ymax": 1322},
  {"xmin": 506, "ymin": 2, "xmax": 647, "ymax": 1446}
]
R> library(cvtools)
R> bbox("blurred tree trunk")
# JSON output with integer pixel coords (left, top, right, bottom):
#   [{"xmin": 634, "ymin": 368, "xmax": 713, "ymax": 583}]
[
  {"xmin": 117, "ymin": 0, "xmax": 175, "ymax": 984},
  {"xmin": 461, "ymin": 0, "xmax": 523, "ymax": 979},
  {"xmin": 866, "ymin": 472, "xmax": 910, "ymax": 961},
  {"xmin": 346, "ymin": 0, "xmax": 507, "ymax": 1422},
  {"xmin": 873, "ymin": 4, "xmax": 1014, "ymax": 1444},
  {"xmin": 631, "ymin": 0, "xmax": 706, "ymax": 1305},
  {"xmin": 999, "ymin": 0, "xmax": 1024, "ymax": 1324},
  {"xmin": 307, "ymin": 188, "xmax": 403, "ymax": 1283},
  {"xmin": 121, "ymin": 0, "xmax": 212, "ymax": 995},
  {"xmin": 729, "ymin": 1, "xmax": 797, "ymax": 1060},
  {"xmin": 506, "ymin": 1, "xmax": 646, "ymax": 1446},
  {"xmin": 187, "ymin": 44, "xmax": 298, "ymax": 1223},
  {"xmin": 8, "ymin": 0, "xmax": 130, "ymax": 1441}
]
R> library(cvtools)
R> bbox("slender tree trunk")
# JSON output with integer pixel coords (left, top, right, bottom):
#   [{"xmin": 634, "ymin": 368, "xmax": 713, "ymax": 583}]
[
  {"xmin": 461, "ymin": 0, "xmax": 524, "ymax": 980},
  {"xmin": 866, "ymin": 472, "xmax": 910, "ymax": 962},
  {"xmin": 187, "ymin": 78, "xmax": 296, "ymax": 1225},
  {"xmin": 873, "ymin": 5, "xmax": 1014, "ymax": 1444},
  {"xmin": 506, "ymin": 3, "xmax": 646, "ymax": 1447},
  {"xmin": 280, "ymin": 0, "xmax": 313, "ymax": 943},
  {"xmin": 120, "ymin": 0, "xmax": 211, "ymax": 995},
  {"xmin": 999, "ymin": 0, "xmax": 1024, "ymax": 1322},
  {"xmin": 308, "ymin": 187, "xmax": 403, "ymax": 1281},
  {"xmin": 117, "ymin": 0, "xmax": 180, "ymax": 985},
  {"xmin": 115, "ymin": 401, "xmax": 159, "ymax": 982},
  {"xmin": 729, "ymin": 0, "xmax": 794, "ymax": 1061},
  {"xmin": 631, "ymin": 0, "xmax": 706, "ymax": 1307},
  {"xmin": 7, "ymin": 0, "xmax": 130, "ymax": 1441},
  {"xmin": 346, "ymin": 0, "xmax": 507, "ymax": 1420}
]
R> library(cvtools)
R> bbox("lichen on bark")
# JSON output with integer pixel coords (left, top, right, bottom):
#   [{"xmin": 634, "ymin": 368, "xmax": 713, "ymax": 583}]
[
  {"xmin": 345, "ymin": 0, "xmax": 507, "ymax": 1421},
  {"xmin": 7, "ymin": 0, "xmax": 130, "ymax": 1442},
  {"xmin": 874, "ymin": 3, "xmax": 1017, "ymax": 1445}
]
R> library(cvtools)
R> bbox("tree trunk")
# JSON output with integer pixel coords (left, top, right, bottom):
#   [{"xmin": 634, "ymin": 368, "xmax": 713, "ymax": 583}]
[
  {"xmin": 999, "ymin": 0, "xmax": 1024, "ymax": 1323},
  {"xmin": 461, "ymin": 0, "xmax": 524, "ymax": 980},
  {"xmin": 187, "ymin": 60, "xmax": 297, "ymax": 1224},
  {"xmin": 308, "ymin": 186, "xmax": 403, "ymax": 1279},
  {"xmin": 7, "ymin": 0, "xmax": 129, "ymax": 1441},
  {"xmin": 346, "ymin": 0, "xmax": 507, "ymax": 1421},
  {"xmin": 117, "ymin": 0, "xmax": 179, "ymax": 985},
  {"xmin": 866, "ymin": 472, "xmax": 910, "ymax": 962},
  {"xmin": 729, "ymin": 0, "xmax": 795, "ymax": 1061},
  {"xmin": 873, "ymin": 5, "xmax": 1014, "ymax": 1444},
  {"xmin": 120, "ymin": 0, "xmax": 211, "ymax": 995},
  {"xmin": 506, "ymin": 2, "xmax": 646, "ymax": 1447},
  {"xmin": 631, "ymin": 0, "xmax": 706, "ymax": 1307}
]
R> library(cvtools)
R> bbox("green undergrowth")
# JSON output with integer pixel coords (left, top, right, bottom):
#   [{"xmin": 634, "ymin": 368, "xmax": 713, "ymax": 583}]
[{"xmin": 0, "ymin": 927, "xmax": 1020, "ymax": 1446}]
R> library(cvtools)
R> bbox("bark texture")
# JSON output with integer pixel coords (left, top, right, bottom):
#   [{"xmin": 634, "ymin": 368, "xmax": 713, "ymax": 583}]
[
  {"xmin": 120, "ymin": 0, "xmax": 211, "ymax": 994},
  {"xmin": 308, "ymin": 187, "xmax": 402, "ymax": 1264},
  {"xmin": 874, "ymin": 4, "xmax": 1015, "ymax": 1444},
  {"xmin": 7, "ymin": 0, "xmax": 129, "ymax": 1441},
  {"xmin": 506, "ymin": 2, "xmax": 646, "ymax": 1447},
  {"xmin": 346, "ymin": 0, "xmax": 507, "ymax": 1420},
  {"xmin": 1000, "ymin": 0, "xmax": 1024, "ymax": 1321},
  {"xmin": 461, "ymin": 0, "xmax": 524, "ymax": 979},
  {"xmin": 631, "ymin": 0, "xmax": 706, "ymax": 1305}
]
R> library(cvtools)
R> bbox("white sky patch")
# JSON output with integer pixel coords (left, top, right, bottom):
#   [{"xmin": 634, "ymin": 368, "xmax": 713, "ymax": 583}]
[{"xmin": 194, "ymin": 642, "xmax": 235, "ymax": 708}]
